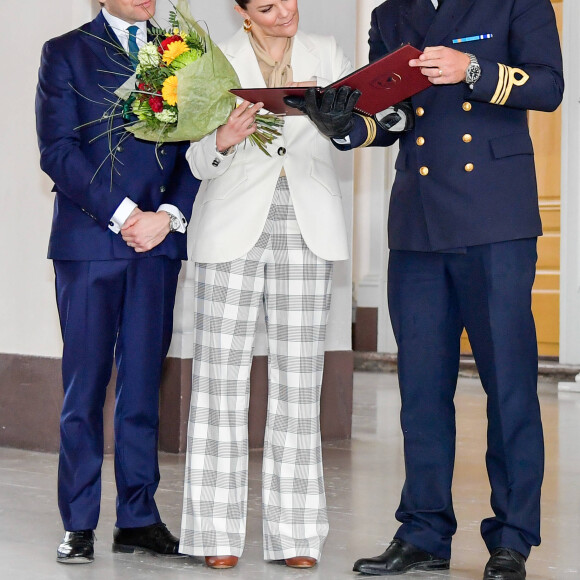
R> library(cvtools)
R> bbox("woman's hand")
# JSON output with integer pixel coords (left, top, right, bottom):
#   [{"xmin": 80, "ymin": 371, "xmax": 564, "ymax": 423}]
[
  {"xmin": 409, "ymin": 46, "xmax": 470, "ymax": 85},
  {"xmin": 216, "ymin": 100, "xmax": 264, "ymax": 152}
]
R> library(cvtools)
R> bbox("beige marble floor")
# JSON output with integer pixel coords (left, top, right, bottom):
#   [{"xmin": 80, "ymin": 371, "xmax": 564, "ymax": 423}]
[{"xmin": 0, "ymin": 372, "xmax": 578, "ymax": 579}]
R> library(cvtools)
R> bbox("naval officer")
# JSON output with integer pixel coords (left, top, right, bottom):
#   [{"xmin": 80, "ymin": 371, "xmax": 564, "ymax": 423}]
[{"xmin": 288, "ymin": 0, "xmax": 564, "ymax": 577}]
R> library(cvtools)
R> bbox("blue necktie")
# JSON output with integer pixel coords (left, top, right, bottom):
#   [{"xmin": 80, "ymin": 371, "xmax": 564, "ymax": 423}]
[{"xmin": 127, "ymin": 25, "xmax": 139, "ymax": 68}]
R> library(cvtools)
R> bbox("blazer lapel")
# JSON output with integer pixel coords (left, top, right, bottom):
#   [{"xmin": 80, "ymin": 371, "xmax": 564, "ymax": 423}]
[
  {"xmin": 79, "ymin": 13, "xmax": 134, "ymax": 80},
  {"xmin": 423, "ymin": 0, "xmax": 477, "ymax": 47},
  {"xmin": 223, "ymin": 30, "xmax": 267, "ymax": 88},
  {"xmin": 291, "ymin": 32, "xmax": 320, "ymax": 84}
]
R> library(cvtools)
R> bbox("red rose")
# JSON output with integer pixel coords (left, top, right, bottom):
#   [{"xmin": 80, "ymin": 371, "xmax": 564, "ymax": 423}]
[
  {"xmin": 149, "ymin": 95, "xmax": 164, "ymax": 113},
  {"xmin": 158, "ymin": 35, "xmax": 183, "ymax": 54}
]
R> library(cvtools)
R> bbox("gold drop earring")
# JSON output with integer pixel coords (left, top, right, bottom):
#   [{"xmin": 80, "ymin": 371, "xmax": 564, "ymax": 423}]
[{"xmin": 243, "ymin": 18, "xmax": 252, "ymax": 32}]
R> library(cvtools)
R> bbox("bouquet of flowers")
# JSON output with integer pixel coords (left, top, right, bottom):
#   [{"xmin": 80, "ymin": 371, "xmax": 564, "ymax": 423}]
[{"xmin": 115, "ymin": 0, "xmax": 283, "ymax": 155}]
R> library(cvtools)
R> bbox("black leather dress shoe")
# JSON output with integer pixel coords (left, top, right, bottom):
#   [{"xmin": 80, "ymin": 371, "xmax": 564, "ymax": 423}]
[
  {"xmin": 56, "ymin": 530, "xmax": 95, "ymax": 564},
  {"xmin": 483, "ymin": 548, "xmax": 526, "ymax": 580},
  {"xmin": 353, "ymin": 539, "xmax": 450, "ymax": 576},
  {"xmin": 112, "ymin": 523, "xmax": 182, "ymax": 557}
]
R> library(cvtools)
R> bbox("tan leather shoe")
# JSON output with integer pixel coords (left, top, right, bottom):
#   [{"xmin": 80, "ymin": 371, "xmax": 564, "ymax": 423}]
[
  {"xmin": 285, "ymin": 556, "xmax": 317, "ymax": 568},
  {"xmin": 205, "ymin": 555, "xmax": 239, "ymax": 569}
]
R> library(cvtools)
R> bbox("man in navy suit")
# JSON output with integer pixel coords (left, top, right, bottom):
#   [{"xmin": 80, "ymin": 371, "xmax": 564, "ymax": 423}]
[
  {"xmin": 36, "ymin": 0, "xmax": 198, "ymax": 564},
  {"xmin": 291, "ymin": 0, "xmax": 564, "ymax": 577}
]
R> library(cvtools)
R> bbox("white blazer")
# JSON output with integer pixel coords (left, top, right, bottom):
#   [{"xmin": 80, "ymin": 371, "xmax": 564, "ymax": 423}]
[{"xmin": 186, "ymin": 29, "xmax": 352, "ymax": 264}]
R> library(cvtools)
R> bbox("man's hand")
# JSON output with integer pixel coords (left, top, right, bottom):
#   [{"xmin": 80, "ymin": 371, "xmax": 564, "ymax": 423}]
[
  {"xmin": 374, "ymin": 100, "xmax": 414, "ymax": 132},
  {"xmin": 409, "ymin": 46, "xmax": 471, "ymax": 85},
  {"xmin": 284, "ymin": 86, "xmax": 361, "ymax": 139},
  {"xmin": 121, "ymin": 210, "xmax": 171, "ymax": 253}
]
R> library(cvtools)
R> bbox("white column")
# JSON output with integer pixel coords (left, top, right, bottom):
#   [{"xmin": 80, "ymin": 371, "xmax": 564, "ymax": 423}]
[
  {"xmin": 559, "ymin": 0, "xmax": 580, "ymax": 365},
  {"xmin": 353, "ymin": 0, "xmax": 397, "ymax": 353}
]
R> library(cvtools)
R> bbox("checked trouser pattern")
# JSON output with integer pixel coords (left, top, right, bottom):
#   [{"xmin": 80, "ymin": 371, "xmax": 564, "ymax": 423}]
[{"xmin": 180, "ymin": 178, "xmax": 332, "ymax": 560}]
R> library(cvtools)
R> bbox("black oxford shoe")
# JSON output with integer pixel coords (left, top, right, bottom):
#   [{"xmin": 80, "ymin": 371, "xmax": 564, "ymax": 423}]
[
  {"xmin": 56, "ymin": 530, "xmax": 95, "ymax": 564},
  {"xmin": 353, "ymin": 539, "xmax": 450, "ymax": 575},
  {"xmin": 483, "ymin": 548, "xmax": 526, "ymax": 580},
  {"xmin": 112, "ymin": 522, "xmax": 182, "ymax": 557}
]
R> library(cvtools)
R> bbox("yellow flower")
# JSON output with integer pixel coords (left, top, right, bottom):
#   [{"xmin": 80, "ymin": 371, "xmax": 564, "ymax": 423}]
[
  {"xmin": 162, "ymin": 40, "xmax": 190, "ymax": 65},
  {"xmin": 162, "ymin": 76, "xmax": 179, "ymax": 106}
]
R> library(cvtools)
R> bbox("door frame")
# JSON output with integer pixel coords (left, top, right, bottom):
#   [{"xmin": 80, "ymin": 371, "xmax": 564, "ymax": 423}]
[{"xmin": 559, "ymin": 0, "xmax": 580, "ymax": 364}]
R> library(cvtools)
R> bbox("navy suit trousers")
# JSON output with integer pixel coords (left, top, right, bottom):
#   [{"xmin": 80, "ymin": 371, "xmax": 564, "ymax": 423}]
[
  {"xmin": 388, "ymin": 239, "xmax": 543, "ymax": 560},
  {"xmin": 54, "ymin": 257, "xmax": 181, "ymax": 531}
]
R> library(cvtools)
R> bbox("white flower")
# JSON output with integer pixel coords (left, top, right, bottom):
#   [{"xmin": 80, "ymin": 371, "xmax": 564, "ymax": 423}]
[
  {"xmin": 155, "ymin": 109, "xmax": 178, "ymax": 124},
  {"xmin": 138, "ymin": 43, "xmax": 161, "ymax": 68}
]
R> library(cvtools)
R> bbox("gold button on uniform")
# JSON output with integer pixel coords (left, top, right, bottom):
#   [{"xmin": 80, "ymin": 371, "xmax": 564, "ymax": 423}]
[
  {"xmin": 462, "ymin": 102, "xmax": 472, "ymax": 111},
  {"xmin": 420, "ymin": 166, "xmax": 429, "ymax": 176},
  {"xmin": 416, "ymin": 107, "xmax": 425, "ymax": 117},
  {"xmin": 416, "ymin": 137, "xmax": 425, "ymax": 146},
  {"xmin": 462, "ymin": 134, "xmax": 472, "ymax": 143},
  {"xmin": 465, "ymin": 163, "xmax": 474, "ymax": 172}
]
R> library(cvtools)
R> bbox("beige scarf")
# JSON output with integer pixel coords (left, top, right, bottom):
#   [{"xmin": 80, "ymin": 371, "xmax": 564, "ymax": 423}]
[{"xmin": 248, "ymin": 33, "xmax": 294, "ymax": 88}]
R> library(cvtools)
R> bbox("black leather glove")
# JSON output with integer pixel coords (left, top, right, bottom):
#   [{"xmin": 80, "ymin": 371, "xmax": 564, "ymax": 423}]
[
  {"xmin": 374, "ymin": 99, "xmax": 414, "ymax": 132},
  {"xmin": 284, "ymin": 86, "xmax": 361, "ymax": 139}
]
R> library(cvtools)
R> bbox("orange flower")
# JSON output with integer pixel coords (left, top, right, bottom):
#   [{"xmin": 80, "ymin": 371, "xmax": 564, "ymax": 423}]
[
  {"xmin": 161, "ymin": 40, "xmax": 190, "ymax": 65},
  {"xmin": 162, "ymin": 76, "xmax": 178, "ymax": 106}
]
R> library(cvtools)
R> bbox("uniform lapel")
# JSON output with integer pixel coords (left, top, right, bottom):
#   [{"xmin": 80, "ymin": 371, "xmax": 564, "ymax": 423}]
[
  {"xmin": 423, "ymin": 0, "xmax": 477, "ymax": 47},
  {"xmin": 399, "ymin": 0, "xmax": 437, "ymax": 48}
]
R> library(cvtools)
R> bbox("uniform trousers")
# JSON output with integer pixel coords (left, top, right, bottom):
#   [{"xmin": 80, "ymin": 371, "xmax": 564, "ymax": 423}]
[
  {"xmin": 180, "ymin": 178, "xmax": 332, "ymax": 560},
  {"xmin": 388, "ymin": 239, "xmax": 543, "ymax": 560}
]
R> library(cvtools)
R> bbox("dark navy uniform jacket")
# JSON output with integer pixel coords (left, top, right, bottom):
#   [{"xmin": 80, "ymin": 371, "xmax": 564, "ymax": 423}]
[
  {"xmin": 341, "ymin": 0, "xmax": 563, "ymax": 252},
  {"xmin": 36, "ymin": 12, "xmax": 198, "ymax": 261}
]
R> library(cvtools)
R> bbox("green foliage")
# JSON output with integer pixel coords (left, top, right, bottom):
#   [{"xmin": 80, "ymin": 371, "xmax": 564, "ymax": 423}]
[{"xmin": 168, "ymin": 10, "xmax": 179, "ymax": 30}]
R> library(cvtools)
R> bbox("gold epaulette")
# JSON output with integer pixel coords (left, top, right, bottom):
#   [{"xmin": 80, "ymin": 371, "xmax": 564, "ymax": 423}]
[{"xmin": 491, "ymin": 63, "xmax": 530, "ymax": 106}]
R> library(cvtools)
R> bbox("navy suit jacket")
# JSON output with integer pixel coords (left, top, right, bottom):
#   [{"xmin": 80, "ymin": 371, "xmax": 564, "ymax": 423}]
[
  {"xmin": 341, "ymin": 0, "xmax": 564, "ymax": 252},
  {"xmin": 36, "ymin": 12, "xmax": 198, "ymax": 261}
]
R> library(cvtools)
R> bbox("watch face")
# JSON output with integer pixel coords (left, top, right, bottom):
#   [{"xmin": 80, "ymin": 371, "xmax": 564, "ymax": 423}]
[{"xmin": 467, "ymin": 64, "xmax": 481, "ymax": 84}]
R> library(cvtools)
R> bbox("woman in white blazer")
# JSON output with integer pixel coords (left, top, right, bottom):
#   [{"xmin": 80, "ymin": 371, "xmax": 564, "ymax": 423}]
[{"xmin": 180, "ymin": 0, "xmax": 351, "ymax": 570}]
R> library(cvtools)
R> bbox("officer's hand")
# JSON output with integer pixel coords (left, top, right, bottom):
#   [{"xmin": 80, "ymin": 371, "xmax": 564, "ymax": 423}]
[
  {"xmin": 374, "ymin": 100, "xmax": 414, "ymax": 132},
  {"xmin": 284, "ymin": 86, "xmax": 361, "ymax": 139},
  {"xmin": 409, "ymin": 46, "xmax": 471, "ymax": 85}
]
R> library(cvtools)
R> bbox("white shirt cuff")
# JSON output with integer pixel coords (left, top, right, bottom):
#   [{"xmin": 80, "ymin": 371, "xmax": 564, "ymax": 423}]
[
  {"xmin": 109, "ymin": 197, "xmax": 138, "ymax": 233},
  {"xmin": 157, "ymin": 204, "xmax": 187, "ymax": 234},
  {"xmin": 333, "ymin": 136, "xmax": 351, "ymax": 145}
]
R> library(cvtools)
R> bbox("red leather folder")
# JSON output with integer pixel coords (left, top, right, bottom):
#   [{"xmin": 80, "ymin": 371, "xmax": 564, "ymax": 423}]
[{"xmin": 230, "ymin": 44, "xmax": 431, "ymax": 116}]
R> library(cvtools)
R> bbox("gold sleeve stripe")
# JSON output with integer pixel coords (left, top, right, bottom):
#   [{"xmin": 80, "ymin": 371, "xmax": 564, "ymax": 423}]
[
  {"xmin": 491, "ymin": 63, "xmax": 530, "ymax": 106},
  {"xmin": 491, "ymin": 63, "xmax": 507, "ymax": 104},
  {"xmin": 360, "ymin": 115, "xmax": 377, "ymax": 148}
]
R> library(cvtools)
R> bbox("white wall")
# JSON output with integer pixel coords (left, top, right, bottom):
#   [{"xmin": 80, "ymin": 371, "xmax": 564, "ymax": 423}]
[
  {"xmin": 0, "ymin": 0, "xmax": 98, "ymax": 358},
  {"xmin": 0, "ymin": 0, "xmax": 355, "ymax": 359}
]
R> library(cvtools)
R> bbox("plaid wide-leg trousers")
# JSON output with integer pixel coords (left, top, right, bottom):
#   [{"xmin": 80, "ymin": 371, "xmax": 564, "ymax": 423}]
[{"xmin": 180, "ymin": 178, "xmax": 332, "ymax": 560}]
